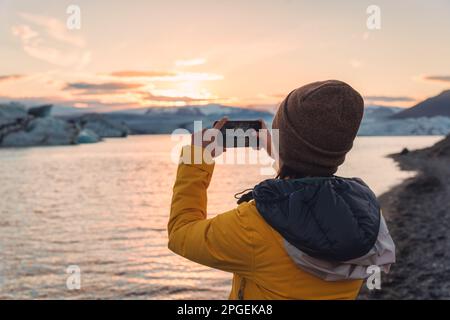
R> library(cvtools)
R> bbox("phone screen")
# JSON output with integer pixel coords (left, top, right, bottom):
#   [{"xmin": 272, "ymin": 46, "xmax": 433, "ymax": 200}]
[{"xmin": 213, "ymin": 120, "xmax": 262, "ymax": 148}]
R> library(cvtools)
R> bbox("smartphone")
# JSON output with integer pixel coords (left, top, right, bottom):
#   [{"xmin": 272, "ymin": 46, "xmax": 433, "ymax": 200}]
[{"xmin": 213, "ymin": 120, "xmax": 262, "ymax": 148}]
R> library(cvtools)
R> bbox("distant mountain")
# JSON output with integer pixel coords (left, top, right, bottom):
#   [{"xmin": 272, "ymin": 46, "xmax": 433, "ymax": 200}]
[
  {"xmin": 145, "ymin": 104, "xmax": 273, "ymax": 118},
  {"xmin": 11, "ymin": 99, "xmax": 450, "ymax": 137},
  {"xmin": 65, "ymin": 104, "xmax": 274, "ymax": 135},
  {"xmin": 63, "ymin": 103, "xmax": 450, "ymax": 136},
  {"xmin": 363, "ymin": 105, "xmax": 403, "ymax": 122},
  {"xmin": 391, "ymin": 90, "xmax": 450, "ymax": 119}
]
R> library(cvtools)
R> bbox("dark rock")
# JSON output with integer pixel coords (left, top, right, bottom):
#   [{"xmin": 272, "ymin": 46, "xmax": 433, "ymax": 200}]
[
  {"xmin": 405, "ymin": 175, "xmax": 441, "ymax": 193},
  {"xmin": 427, "ymin": 134, "xmax": 450, "ymax": 157},
  {"xmin": 400, "ymin": 147, "xmax": 410, "ymax": 155}
]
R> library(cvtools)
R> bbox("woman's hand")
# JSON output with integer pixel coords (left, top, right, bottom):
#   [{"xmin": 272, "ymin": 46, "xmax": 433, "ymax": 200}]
[
  {"xmin": 255, "ymin": 120, "xmax": 275, "ymax": 159},
  {"xmin": 191, "ymin": 117, "xmax": 228, "ymax": 158}
]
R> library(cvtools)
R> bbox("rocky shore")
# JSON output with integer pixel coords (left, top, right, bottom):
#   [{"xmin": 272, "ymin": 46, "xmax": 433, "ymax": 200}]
[{"xmin": 360, "ymin": 134, "xmax": 450, "ymax": 299}]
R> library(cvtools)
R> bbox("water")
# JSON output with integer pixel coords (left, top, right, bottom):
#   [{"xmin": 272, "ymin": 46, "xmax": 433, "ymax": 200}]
[{"xmin": 0, "ymin": 135, "xmax": 442, "ymax": 299}]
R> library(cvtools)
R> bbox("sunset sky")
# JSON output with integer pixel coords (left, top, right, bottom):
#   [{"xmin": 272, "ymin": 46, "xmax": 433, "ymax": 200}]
[{"xmin": 1, "ymin": 0, "xmax": 450, "ymax": 111}]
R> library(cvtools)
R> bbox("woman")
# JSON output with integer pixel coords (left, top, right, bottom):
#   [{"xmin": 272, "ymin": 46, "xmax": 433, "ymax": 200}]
[{"xmin": 168, "ymin": 80, "xmax": 395, "ymax": 300}]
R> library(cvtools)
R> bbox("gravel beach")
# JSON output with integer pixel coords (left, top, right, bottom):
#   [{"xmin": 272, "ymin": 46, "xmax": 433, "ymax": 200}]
[{"xmin": 360, "ymin": 135, "xmax": 450, "ymax": 299}]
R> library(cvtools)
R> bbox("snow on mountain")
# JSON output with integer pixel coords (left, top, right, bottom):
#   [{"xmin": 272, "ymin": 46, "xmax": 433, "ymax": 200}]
[
  {"xmin": 359, "ymin": 116, "xmax": 450, "ymax": 136},
  {"xmin": 60, "ymin": 103, "xmax": 450, "ymax": 136},
  {"xmin": 145, "ymin": 104, "xmax": 269, "ymax": 117},
  {"xmin": 6, "ymin": 99, "xmax": 450, "ymax": 137},
  {"xmin": 363, "ymin": 105, "xmax": 403, "ymax": 121},
  {"xmin": 360, "ymin": 105, "xmax": 450, "ymax": 135},
  {"xmin": 108, "ymin": 104, "xmax": 274, "ymax": 134}
]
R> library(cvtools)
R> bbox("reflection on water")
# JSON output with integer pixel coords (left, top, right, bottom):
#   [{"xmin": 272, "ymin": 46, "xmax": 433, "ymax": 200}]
[{"xmin": 0, "ymin": 135, "xmax": 442, "ymax": 299}]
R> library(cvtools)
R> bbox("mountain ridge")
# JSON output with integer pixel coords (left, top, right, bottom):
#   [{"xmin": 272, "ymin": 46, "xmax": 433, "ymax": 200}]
[{"xmin": 391, "ymin": 90, "xmax": 450, "ymax": 119}]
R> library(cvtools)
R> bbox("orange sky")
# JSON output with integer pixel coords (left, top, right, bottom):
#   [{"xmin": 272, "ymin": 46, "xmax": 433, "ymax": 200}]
[{"xmin": 1, "ymin": 0, "xmax": 450, "ymax": 111}]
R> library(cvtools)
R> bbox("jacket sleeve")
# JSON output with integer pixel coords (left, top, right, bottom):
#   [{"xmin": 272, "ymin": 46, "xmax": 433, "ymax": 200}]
[{"xmin": 168, "ymin": 145, "xmax": 254, "ymax": 276}]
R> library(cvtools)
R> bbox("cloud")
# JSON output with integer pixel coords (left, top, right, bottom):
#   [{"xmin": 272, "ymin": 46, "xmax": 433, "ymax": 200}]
[
  {"xmin": 175, "ymin": 58, "xmax": 206, "ymax": 67},
  {"xmin": 19, "ymin": 13, "xmax": 85, "ymax": 47},
  {"xmin": 350, "ymin": 59, "xmax": 363, "ymax": 68},
  {"xmin": 364, "ymin": 95, "xmax": 415, "ymax": 102},
  {"xmin": 0, "ymin": 86, "xmax": 221, "ymax": 110},
  {"xmin": 64, "ymin": 82, "xmax": 144, "ymax": 94},
  {"xmin": 423, "ymin": 75, "xmax": 450, "ymax": 83},
  {"xmin": 265, "ymin": 93, "xmax": 288, "ymax": 99},
  {"xmin": 110, "ymin": 70, "xmax": 176, "ymax": 77},
  {"xmin": 12, "ymin": 13, "xmax": 90, "ymax": 67},
  {"xmin": 109, "ymin": 70, "xmax": 223, "ymax": 82},
  {"xmin": 141, "ymin": 91, "xmax": 212, "ymax": 103},
  {"xmin": 0, "ymin": 95, "xmax": 146, "ymax": 113},
  {"xmin": 0, "ymin": 74, "xmax": 25, "ymax": 82}
]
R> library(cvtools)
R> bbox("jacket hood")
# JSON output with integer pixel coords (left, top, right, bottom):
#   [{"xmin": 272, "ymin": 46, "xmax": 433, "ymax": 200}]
[{"xmin": 253, "ymin": 176, "xmax": 395, "ymax": 280}]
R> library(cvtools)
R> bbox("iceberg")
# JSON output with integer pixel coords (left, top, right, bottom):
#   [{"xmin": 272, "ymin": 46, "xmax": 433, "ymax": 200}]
[
  {"xmin": 76, "ymin": 128, "xmax": 101, "ymax": 144},
  {"xmin": 0, "ymin": 103, "xmax": 81, "ymax": 147},
  {"xmin": 1, "ymin": 116, "xmax": 79, "ymax": 147},
  {"xmin": 76, "ymin": 113, "xmax": 129, "ymax": 138},
  {"xmin": 1, "ymin": 103, "xmax": 131, "ymax": 147}
]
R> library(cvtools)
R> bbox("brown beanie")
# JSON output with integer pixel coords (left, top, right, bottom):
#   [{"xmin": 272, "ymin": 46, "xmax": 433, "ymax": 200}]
[{"xmin": 272, "ymin": 80, "xmax": 364, "ymax": 176}]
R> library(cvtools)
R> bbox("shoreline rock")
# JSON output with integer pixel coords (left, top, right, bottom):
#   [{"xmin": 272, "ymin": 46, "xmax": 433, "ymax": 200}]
[{"xmin": 359, "ymin": 134, "xmax": 450, "ymax": 299}]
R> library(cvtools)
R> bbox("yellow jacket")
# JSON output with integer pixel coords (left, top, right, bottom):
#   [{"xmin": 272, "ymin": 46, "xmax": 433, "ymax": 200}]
[{"xmin": 168, "ymin": 146, "xmax": 363, "ymax": 299}]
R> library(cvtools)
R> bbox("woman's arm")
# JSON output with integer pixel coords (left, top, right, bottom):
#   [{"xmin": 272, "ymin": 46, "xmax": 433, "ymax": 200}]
[{"xmin": 168, "ymin": 144, "xmax": 254, "ymax": 275}]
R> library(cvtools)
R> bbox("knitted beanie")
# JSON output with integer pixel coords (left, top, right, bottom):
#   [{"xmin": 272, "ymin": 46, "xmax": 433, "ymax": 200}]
[{"xmin": 272, "ymin": 80, "xmax": 364, "ymax": 176}]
